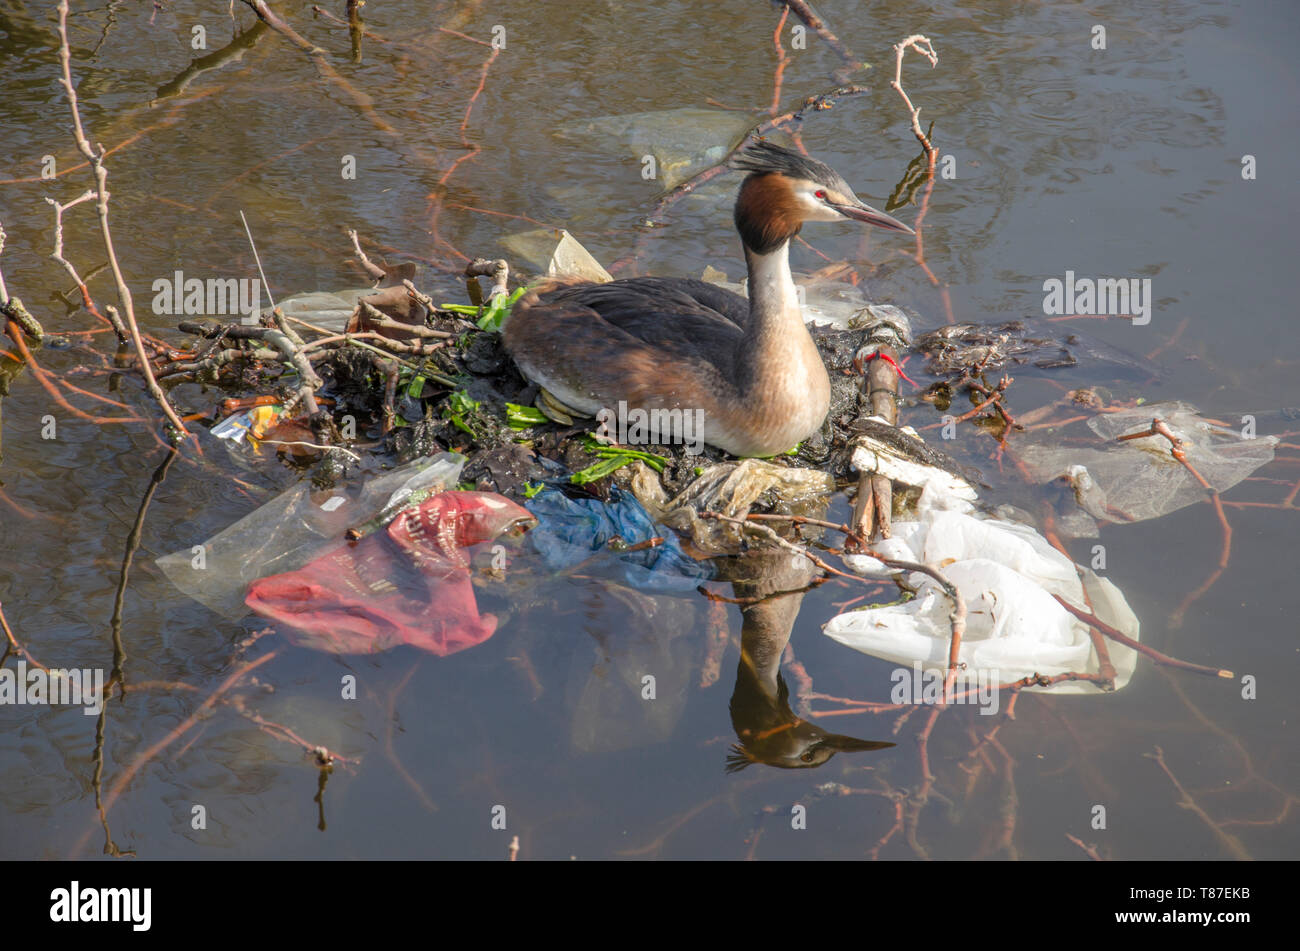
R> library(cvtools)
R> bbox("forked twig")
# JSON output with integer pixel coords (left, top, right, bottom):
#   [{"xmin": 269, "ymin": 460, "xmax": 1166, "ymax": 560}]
[{"xmin": 891, "ymin": 35, "xmax": 938, "ymax": 158}]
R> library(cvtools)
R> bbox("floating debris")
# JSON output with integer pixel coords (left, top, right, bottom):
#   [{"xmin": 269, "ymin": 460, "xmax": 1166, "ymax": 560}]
[
  {"xmin": 825, "ymin": 480, "xmax": 1140, "ymax": 694},
  {"xmin": 1016, "ymin": 401, "xmax": 1278, "ymax": 531},
  {"xmin": 915, "ymin": 319, "xmax": 1158, "ymax": 380},
  {"xmin": 557, "ymin": 107, "xmax": 754, "ymax": 189}
]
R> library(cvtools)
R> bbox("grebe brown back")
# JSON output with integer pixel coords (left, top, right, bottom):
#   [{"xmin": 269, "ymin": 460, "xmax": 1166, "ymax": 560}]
[{"xmin": 502, "ymin": 141, "xmax": 913, "ymax": 457}]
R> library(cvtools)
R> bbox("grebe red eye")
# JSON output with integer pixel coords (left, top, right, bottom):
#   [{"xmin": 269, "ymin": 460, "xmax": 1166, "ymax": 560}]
[{"xmin": 814, "ymin": 190, "xmax": 827, "ymax": 200}]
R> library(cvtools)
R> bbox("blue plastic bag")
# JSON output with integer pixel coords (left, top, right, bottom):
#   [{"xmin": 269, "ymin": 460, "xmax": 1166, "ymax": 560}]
[{"xmin": 525, "ymin": 488, "xmax": 714, "ymax": 593}]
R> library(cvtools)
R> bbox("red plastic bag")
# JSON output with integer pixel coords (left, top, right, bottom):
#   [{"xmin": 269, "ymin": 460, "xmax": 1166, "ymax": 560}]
[{"xmin": 246, "ymin": 491, "xmax": 535, "ymax": 655}]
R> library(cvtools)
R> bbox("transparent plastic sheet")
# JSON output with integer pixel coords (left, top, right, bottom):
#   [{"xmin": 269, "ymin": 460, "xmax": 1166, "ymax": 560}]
[
  {"xmin": 825, "ymin": 483, "xmax": 1140, "ymax": 695},
  {"xmin": 565, "ymin": 587, "xmax": 699, "ymax": 753},
  {"xmin": 628, "ymin": 458, "xmax": 836, "ymax": 555},
  {"xmin": 250, "ymin": 287, "xmax": 375, "ymax": 334},
  {"xmin": 1016, "ymin": 401, "xmax": 1277, "ymax": 530},
  {"xmin": 156, "ymin": 453, "xmax": 466, "ymax": 620},
  {"xmin": 557, "ymin": 107, "xmax": 754, "ymax": 189},
  {"xmin": 498, "ymin": 229, "xmax": 613, "ymax": 284}
]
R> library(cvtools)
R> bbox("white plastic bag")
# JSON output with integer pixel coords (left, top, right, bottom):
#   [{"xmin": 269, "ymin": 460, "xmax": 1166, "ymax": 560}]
[{"xmin": 826, "ymin": 484, "xmax": 1139, "ymax": 695}]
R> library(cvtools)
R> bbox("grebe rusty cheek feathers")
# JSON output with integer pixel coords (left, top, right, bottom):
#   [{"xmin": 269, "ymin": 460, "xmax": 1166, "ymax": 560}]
[{"xmin": 502, "ymin": 141, "xmax": 914, "ymax": 457}]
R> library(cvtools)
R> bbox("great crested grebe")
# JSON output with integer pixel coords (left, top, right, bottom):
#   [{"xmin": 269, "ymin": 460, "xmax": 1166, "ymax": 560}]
[{"xmin": 503, "ymin": 141, "xmax": 914, "ymax": 457}]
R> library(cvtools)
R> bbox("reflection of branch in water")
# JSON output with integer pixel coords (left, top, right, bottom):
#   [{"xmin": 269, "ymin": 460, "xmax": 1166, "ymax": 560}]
[
  {"xmin": 1066, "ymin": 832, "xmax": 1104, "ymax": 860},
  {"xmin": 0, "ymin": 600, "xmax": 47, "ymax": 673},
  {"xmin": 977, "ymin": 733, "xmax": 1018, "ymax": 859},
  {"xmin": 383, "ymin": 659, "xmax": 438, "ymax": 813},
  {"xmin": 865, "ymin": 788, "xmax": 907, "ymax": 860},
  {"xmin": 887, "ymin": 135, "xmax": 936, "ymax": 211},
  {"xmin": 778, "ymin": 1, "xmax": 870, "ymax": 80},
  {"xmin": 744, "ymin": 782, "xmax": 897, "ymax": 861},
  {"xmin": 618, "ymin": 781, "xmax": 761, "ymax": 858},
  {"xmin": 1147, "ymin": 746, "xmax": 1252, "ymax": 861},
  {"xmin": 238, "ymin": 0, "xmax": 441, "ymax": 177},
  {"xmin": 5, "ymin": 316, "xmax": 145, "ymax": 425},
  {"xmin": 152, "ymin": 19, "xmax": 269, "ymax": 103},
  {"xmin": 76, "ymin": 647, "xmax": 280, "ymax": 858},
  {"xmin": 105, "ymin": 447, "xmax": 177, "ymax": 701},
  {"xmin": 1160, "ymin": 671, "xmax": 1298, "ymax": 835},
  {"xmin": 769, "ymin": 6, "xmax": 790, "ymax": 115}
]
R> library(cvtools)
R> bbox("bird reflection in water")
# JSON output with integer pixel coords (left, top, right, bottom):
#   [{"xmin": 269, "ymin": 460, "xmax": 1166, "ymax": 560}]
[{"xmin": 719, "ymin": 547, "xmax": 893, "ymax": 771}]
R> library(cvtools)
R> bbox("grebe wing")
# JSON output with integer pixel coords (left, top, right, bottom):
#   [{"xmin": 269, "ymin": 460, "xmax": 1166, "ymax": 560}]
[
  {"xmin": 503, "ymin": 277, "xmax": 747, "ymax": 414},
  {"xmin": 539, "ymin": 276, "xmax": 752, "ymax": 336}
]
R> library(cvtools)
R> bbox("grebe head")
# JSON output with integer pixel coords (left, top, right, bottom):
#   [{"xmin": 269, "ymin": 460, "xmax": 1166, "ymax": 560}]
[{"xmin": 731, "ymin": 140, "xmax": 913, "ymax": 253}]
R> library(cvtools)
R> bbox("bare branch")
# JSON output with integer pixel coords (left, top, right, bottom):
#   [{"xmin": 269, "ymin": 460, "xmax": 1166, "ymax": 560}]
[
  {"xmin": 56, "ymin": 0, "xmax": 188, "ymax": 435},
  {"xmin": 891, "ymin": 35, "xmax": 938, "ymax": 159}
]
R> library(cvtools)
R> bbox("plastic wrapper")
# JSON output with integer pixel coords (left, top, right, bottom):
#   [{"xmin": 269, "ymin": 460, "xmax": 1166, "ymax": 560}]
[
  {"xmin": 850, "ymin": 429, "xmax": 977, "ymax": 503},
  {"xmin": 250, "ymin": 287, "xmax": 375, "ymax": 334},
  {"xmin": 156, "ymin": 453, "xmax": 466, "ymax": 619},
  {"xmin": 245, "ymin": 490, "xmax": 535, "ymax": 655}
]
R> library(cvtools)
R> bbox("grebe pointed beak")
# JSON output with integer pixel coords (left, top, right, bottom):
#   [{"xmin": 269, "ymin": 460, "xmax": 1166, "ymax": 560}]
[{"xmin": 834, "ymin": 199, "xmax": 915, "ymax": 235}]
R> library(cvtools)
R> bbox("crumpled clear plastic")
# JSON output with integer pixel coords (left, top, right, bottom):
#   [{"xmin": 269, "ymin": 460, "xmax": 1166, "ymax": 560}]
[
  {"xmin": 498, "ymin": 229, "xmax": 613, "ymax": 284},
  {"xmin": 1016, "ymin": 401, "xmax": 1278, "ymax": 530},
  {"xmin": 824, "ymin": 482, "xmax": 1140, "ymax": 694},
  {"xmin": 627, "ymin": 458, "xmax": 836, "ymax": 555},
  {"xmin": 250, "ymin": 287, "xmax": 375, "ymax": 334},
  {"xmin": 157, "ymin": 453, "xmax": 466, "ymax": 619}
]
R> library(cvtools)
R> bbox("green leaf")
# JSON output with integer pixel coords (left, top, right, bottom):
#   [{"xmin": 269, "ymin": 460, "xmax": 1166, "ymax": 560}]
[
  {"xmin": 570, "ymin": 455, "xmax": 630, "ymax": 484},
  {"xmin": 506, "ymin": 402, "xmax": 549, "ymax": 429},
  {"xmin": 569, "ymin": 436, "xmax": 669, "ymax": 482},
  {"xmin": 523, "ymin": 482, "xmax": 545, "ymax": 499},
  {"xmin": 447, "ymin": 390, "xmax": 481, "ymax": 414},
  {"xmin": 442, "ymin": 389, "xmax": 482, "ymax": 437},
  {"xmin": 476, "ymin": 286, "xmax": 528, "ymax": 333}
]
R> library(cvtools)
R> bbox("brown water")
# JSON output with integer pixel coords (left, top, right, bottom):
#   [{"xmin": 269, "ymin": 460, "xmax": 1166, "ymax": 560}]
[{"xmin": 0, "ymin": 0, "xmax": 1296, "ymax": 859}]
